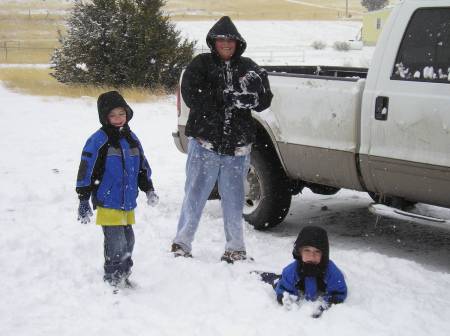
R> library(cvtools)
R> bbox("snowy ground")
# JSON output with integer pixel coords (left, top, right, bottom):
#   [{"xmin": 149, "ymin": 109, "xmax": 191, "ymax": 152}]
[
  {"xmin": 1, "ymin": 83, "xmax": 450, "ymax": 336},
  {"xmin": 175, "ymin": 20, "xmax": 373, "ymax": 67},
  {"xmin": 1, "ymin": 19, "xmax": 450, "ymax": 336}
]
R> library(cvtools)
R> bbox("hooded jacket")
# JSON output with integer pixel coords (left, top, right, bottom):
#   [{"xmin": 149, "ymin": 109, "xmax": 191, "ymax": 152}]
[
  {"xmin": 274, "ymin": 226, "xmax": 347, "ymax": 304},
  {"xmin": 76, "ymin": 91, "xmax": 154, "ymax": 211},
  {"xmin": 181, "ymin": 16, "xmax": 273, "ymax": 155}
]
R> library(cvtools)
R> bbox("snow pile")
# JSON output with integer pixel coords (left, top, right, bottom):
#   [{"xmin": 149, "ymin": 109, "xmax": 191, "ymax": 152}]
[{"xmin": 0, "ymin": 84, "xmax": 449, "ymax": 335}]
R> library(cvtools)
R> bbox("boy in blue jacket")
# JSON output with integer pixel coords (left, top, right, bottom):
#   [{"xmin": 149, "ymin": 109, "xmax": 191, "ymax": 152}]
[
  {"xmin": 273, "ymin": 226, "xmax": 347, "ymax": 317},
  {"xmin": 76, "ymin": 91, "xmax": 159, "ymax": 288}
]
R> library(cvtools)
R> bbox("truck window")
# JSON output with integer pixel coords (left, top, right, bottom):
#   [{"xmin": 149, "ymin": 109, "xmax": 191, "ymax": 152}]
[{"xmin": 392, "ymin": 7, "xmax": 450, "ymax": 84}]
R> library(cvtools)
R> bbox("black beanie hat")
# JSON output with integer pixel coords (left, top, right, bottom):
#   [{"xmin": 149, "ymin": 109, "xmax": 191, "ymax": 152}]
[
  {"xmin": 97, "ymin": 91, "xmax": 133, "ymax": 126},
  {"xmin": 292, "ymin": 226, "xmax": 329, "ymax": 267}
]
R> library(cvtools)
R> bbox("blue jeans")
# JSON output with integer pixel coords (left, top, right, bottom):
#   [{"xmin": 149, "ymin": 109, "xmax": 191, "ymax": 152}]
[
  {"xmin": 173, "ymin": 138, "xmax": 250, "ymax": 253},
  {"xmin": 102, "ymin": 225, "xmax": 134, "ymax": 282}
]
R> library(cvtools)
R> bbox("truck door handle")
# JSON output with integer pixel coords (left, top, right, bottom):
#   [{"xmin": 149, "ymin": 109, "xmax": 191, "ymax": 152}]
[{"xmin": 375, "ymin": 96, "xmax": 389, "ymax": 120}]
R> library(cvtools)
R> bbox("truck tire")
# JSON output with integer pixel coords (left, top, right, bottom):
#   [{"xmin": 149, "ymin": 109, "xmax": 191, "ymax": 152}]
[{"xmin": 243, "ymin": 148, "xmax": 292, "ymax": 230}]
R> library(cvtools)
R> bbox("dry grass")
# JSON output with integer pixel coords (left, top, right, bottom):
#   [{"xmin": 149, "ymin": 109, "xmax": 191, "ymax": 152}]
[
  {"xmin": 166, "ymin": 0, "xmax": 365, "ymax": 21},
  {"xmin": 0, "ymin": 12, "xmax": 65, "ymax": 64},
  {"xmin": 0, "ymin": 68, "xmax": 167, "ymax": 101}
]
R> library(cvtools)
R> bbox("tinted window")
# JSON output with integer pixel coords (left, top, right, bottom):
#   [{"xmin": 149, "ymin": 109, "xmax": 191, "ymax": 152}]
[{"xmin": 392, "ymin": 8, "xmax": 450, "ymax": 83}]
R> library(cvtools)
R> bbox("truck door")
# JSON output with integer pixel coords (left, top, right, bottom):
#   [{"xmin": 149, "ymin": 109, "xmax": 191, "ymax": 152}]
[{"xmin": 360, "ymin": 5, "xmax": 450, "ymax": 207}]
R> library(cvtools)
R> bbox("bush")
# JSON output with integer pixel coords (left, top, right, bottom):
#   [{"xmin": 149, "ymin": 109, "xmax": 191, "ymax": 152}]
[
  {"xmin": 333, "ymin": 41, "xmax": 350, "ymax": 51},
  {"xmin": 311, "ymin": 40, "xmax": 326, "ymax": 50},
  {"xmin": 51, "ymin": 0, "xmax": 195, "ymax": 90}
]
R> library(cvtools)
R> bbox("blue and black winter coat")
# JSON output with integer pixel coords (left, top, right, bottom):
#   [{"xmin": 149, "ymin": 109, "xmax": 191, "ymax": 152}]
[
  {"xmin": 274, "ymin": 226, "xmax": 347, "ymax": 305},
  {"xmin": 76, "ymin": 91, "xmax": 154, "ymax": 211},
  {"xmin": 274, "ymin": 259, "xmax": 347, "ymax": 304}
]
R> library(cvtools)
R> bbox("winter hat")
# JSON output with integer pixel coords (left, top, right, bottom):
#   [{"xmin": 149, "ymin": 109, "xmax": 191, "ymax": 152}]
[
  {"xmin": 97, "ymin": 91, "xmax": 133, "ymax": 126},
  {"xmin": 292, "ymin": 226, "xmax": 329, "ymax": 272},
  {"xmin": 206, "ymin": 16, "xmax": 247, "ymax": 58}
]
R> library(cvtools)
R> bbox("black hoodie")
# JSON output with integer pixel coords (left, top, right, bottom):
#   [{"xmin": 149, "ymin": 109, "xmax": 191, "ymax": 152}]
[
  {"xmin": 206, "ymin": 16, "xmax": 247, "ymax": 60},
  {"xmin": 292, "ymin": 226, "xmax": 330, "ymax": 277},
  {"xmin": 181, "ymin": 16, "xmax": 273, "ymax": 156}
]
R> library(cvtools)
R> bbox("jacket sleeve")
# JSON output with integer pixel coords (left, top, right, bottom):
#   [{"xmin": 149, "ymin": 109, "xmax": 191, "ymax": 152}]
[
  {"xmin": 274, "ymin": 261, "xmax": 299, "ymax": 304},
  {"xmin": 75, "ymin": 132, "xmax": 108, "ymax": 201},
  {"xmin": 133, "ymin": 134, "xmax": 154, "ymax": 193},
  {"xmin": 324, "ymin": 261, "xmax": 348, "ymax": 304},
  {"xmin": 246, "ymin": 60, "xmax": 273, "ymax": 112},
  {"xmin": 181, "ymin": 54, "xmax": 223, "ymax": 112}
]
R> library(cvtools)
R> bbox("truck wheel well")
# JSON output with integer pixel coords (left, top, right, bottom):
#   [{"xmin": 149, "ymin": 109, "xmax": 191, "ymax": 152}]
[
  {"xmin": 253, "ymin": 122, "xmax": 278, "ymax": 157},
  {"xmin": 253, "ymin": 120, "xmax": 303, "ymax": 195}
]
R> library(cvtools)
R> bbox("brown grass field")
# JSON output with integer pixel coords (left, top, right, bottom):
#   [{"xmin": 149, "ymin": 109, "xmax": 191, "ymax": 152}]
[
  {"xmin": 0, "ymin": 67, "xmax": 166, "ymax": 100},
  {"xmin": 166, "ymin": 0, "xmax": 365, "ymax": 20},
  {"xmin": 0, "ymin": 0, "xmax": 367, "ymax": 97}
]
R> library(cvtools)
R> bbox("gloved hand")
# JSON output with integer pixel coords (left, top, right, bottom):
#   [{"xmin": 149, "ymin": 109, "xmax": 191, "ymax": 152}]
[
  {"xmin": 223, "ymin": 89, "xmax": 258, "ymax": 110},
  {"xmin": 77, "ymin": 200, "xmax": 93, "ymax": 224},
  {"xmin": 281, "ymin": 292, "xmax": 298, "ymax": 310},
  {"xmin": 223, "ymin": 89, "xmax": 237, "ymax": 108},
  {"xmin": 234, "ymin": 92, "xmax": 259, "ymax": 109},
  {"xmin": 146, "ymin": 190, "xmax": 159, "ymax": 207},
  {"xmin": 240, "ymin": 70, "xmax": 263, "ymax": 93}
]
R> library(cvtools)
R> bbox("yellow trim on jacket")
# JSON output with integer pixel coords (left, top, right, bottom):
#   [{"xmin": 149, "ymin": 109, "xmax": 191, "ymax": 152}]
[{"xmin": 96, "ymin": 206, "xmax": 135, "ymax": 226}]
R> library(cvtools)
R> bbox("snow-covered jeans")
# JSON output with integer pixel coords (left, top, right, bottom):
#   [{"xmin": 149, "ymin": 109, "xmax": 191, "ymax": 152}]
[
  {"xmin": 173, "ymin": 138, "xmax": 250, "ymax": 253},
  {"xmin": 102, "ymin": 225, "xmax": 134, "ymax": 282}
]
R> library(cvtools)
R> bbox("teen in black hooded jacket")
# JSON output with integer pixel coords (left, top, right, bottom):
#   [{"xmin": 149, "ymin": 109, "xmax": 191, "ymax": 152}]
[
  {"xmin": 181, "ymin": 16, "xmax": 273, "ymax": 155},
  {"xmin": 171, "ymin": 16, "xmax": 273, "ymax": 263}
]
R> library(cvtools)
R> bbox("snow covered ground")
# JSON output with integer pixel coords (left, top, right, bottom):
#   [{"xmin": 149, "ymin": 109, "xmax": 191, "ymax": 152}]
[
  {"xmin": 175, "ymin": 20, "xmax": 373, "ymax": 67},
  {"xmin": 1, "ymin": 84, "xmax": 450, "ymax": 335},
  {"xmin": 1, "ymin": 19, "xmax": 450, "ymax": 336}
]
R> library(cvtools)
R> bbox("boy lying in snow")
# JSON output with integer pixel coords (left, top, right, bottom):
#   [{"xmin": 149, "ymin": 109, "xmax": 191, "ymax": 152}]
[{"xmin": 260, "ymin": 226, "xmax": 347, "ymax": 317}]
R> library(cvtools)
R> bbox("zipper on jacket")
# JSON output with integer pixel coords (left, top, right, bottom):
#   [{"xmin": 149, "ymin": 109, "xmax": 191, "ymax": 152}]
[
  {"xmin": 119, "ymin": 137, "xmax": 127, "ymax": 210},
  {"xmin": 222, "ymin": 61, "xmax": 234, "ymax": 152}
]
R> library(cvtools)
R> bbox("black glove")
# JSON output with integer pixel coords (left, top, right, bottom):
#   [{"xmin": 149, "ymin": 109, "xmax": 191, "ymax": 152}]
[
  {"xmin": 234, "ymin": 92, "xmax": 258, "ymax": 109},
  {"xmin": 223, "ymin": 89, "xmax": 236, "ymax": 108},
  {"xmin": 77, "ymin": 200, "xmax": 93, "ymax": 224},
  {"xmin": 240, "ymin": 70, "xmax": 263, "ymax": 93}
]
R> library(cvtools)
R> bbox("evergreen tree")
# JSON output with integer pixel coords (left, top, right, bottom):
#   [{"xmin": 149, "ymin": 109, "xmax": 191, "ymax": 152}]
[
  {"xmin": 51, "ymin": 0, "xmax": 195, "ymax": 90},
  {"xmin": 361, "ymin": 0, "xmax": 389, "ymax": 12}
]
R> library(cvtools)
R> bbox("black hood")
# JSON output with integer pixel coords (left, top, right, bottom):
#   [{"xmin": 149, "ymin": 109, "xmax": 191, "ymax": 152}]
[
  {"xmin": 97, "ymin": 91, "xmax": 133, "ymax": 126},
  {"xmin": 206, "ymin": 16, "xmax": 246, "ymax": 59},
  {"xmin": 292, "ymin": 226, "xmax": 329, "ymax": 274}
]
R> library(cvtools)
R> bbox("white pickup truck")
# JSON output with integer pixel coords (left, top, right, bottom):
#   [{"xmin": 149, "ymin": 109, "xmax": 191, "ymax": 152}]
[{"xmin": 173, "ymin": 0, "xmax": 450, "ymax": 229}]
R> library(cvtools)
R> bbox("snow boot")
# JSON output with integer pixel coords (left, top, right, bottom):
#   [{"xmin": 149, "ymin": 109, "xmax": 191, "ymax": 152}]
[
  {"xmin": 220, "ymin": 250, "xmax": 251, "ymax": 264},
  {"xmin": 171, "ymin": 243, "xmax": 193, "ymax": 258}
]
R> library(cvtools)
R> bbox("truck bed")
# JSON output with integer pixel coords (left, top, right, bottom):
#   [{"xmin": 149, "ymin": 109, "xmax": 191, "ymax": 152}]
[{"xmin": 264, "ymin": 65, "xmax": 368, "ymax": 81}]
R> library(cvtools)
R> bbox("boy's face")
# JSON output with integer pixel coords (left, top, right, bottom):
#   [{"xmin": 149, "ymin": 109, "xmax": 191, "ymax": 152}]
[
  {"xmin": 108, "ymin": 107, "xmax": 127, "ymax": 127},
  {"xmin": 300, "ymin": 246, "xmax": 322, "ymax": 264},
  {"xmin": 215, "ymin": 38, "xmax": 236, "ymax": 61}
]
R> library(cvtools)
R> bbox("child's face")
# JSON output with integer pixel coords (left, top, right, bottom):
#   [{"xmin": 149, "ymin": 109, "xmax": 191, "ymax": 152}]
[
  {"xmin": 107, "ymin": 107, "xmax": 127, "ymax": 127},
  {"xmin": 300, "ymin": 246, "xmax": 322, "ymax": 264}
]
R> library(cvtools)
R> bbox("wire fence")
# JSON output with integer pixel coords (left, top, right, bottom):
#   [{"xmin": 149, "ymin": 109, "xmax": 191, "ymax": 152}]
[{"xmin": 0, "ymin": 41, "xmax": 54, "ymax": 63}]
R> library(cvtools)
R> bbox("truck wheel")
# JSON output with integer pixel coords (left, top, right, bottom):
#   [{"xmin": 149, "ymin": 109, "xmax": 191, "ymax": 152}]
[{"xmin": 243, "ymin": 149, "xmax": 292, "ymax": 230}]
